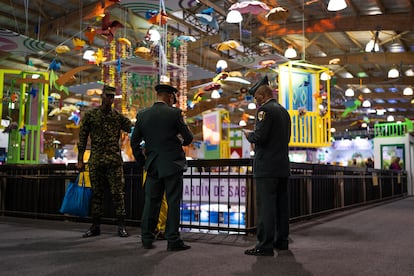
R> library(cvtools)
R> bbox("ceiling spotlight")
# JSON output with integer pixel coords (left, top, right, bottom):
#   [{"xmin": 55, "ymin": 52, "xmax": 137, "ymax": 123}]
[
  {"xmin": 362, "ymin": 100, "xmax": 371, "ymax": 108},
  {"xmin": 239, "ymin": 120, "xmax": 247, "ymax": 127},
  {"xmin": 344, "ymin": 88, "xmax": 354, "ymax": 97},
  {"xmin": 403, "ymin": 87, "xmax": 413, "ymax": 96},
  {"xmin": 148, "ymin": 29, "xmax": 161, "ymax": 42},
  {"xmin": 327, "ymin": 0, "xmax": 347, "ymax": 11},
  {"xmin": 216, "ymin": 59, "xmax": 228, "ymax": 70},
  {"xmin": 387, "ymin": 68, "xmax": 400, "ymax": 78},
  {"xmin": 320, "ymin": 72, "xmax": 331, "ymax": 81},
  {"xmin": 405, "ymin": 68, "xmax": 414, "ymax": 77},
  {"xmin": 362, "ymin": 87, "xmax": 371, "ymax": 93},
  {"xmin": 387, "ymin": 115, "xmax": 395, "ymax": 122},
  {"xmin": 284, "ymin": 45, "xmax": 297, "ymax": 58},
  {"xmin": 376, "ymin": 109, "xmax": 386, "ymax": 116},
  {"xmin": 365, "ymin": 39, "xmax": 379, "ymax": 53}
]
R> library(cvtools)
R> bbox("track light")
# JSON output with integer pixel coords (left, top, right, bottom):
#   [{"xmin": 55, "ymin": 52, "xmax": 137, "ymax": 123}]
[
  {"xmin": 284, "ymin": 45, "xmax": 297, "ymax": 58},
  {"xmin": 362, "ymin": 100, "xmax": 371, "ymax": 108},
  {"xmin": 345, "ymin": 88, "xmax": 354, "ymax": 97},
  {"xmin": 403, "ymin": 87, "xmax": 413, "ymax": 96},
  {"xmin": 327, "ymin": 0, "xmax": 347, "ymax": 11},
  {"xmin": 387, "ymin": 68, "xmax": 400, "ymax": 78}
]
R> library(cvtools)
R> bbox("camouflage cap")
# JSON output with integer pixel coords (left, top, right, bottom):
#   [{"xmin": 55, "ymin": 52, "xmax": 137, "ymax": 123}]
[{"xmin": 103, "ymin": 85, "xmax": 116, "ymax": 95}]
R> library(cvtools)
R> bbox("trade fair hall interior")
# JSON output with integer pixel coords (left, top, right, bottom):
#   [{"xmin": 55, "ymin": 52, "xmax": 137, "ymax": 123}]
[{"xmin": 0, "ymin": 0, "xmax": 413, "ymax": 193}]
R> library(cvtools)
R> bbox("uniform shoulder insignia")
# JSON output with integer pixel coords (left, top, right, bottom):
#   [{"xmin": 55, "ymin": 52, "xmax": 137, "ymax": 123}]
[{"xmin": 258, "ymin": 111, "xmax": 266, "ymax": 121}]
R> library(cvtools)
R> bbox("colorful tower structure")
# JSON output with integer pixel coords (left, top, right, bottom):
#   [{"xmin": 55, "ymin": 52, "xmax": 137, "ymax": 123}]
[
  {"xmin": 0, "ymin": 69, "xmax": 49, "ymax": 164},
  {"xmin": 278, "ymin": 60, "xmax": 331, "ymax": 148}
]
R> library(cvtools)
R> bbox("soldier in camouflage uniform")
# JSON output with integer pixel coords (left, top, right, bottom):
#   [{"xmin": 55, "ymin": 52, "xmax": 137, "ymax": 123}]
[{"xmin": 76, "ymin": 85, "xmax": 132, "ymax": 238}]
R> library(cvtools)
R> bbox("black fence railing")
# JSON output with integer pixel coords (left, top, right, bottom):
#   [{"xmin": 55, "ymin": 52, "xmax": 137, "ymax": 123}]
[{"xmin": 0, "ymin": 160, "xmax": 407, "ymax": 234}]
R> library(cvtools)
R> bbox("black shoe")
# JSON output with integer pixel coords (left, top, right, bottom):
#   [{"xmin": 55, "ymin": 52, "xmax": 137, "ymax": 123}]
[
  {"xmin": 244, "ymin": 248, "xmax": 274, "ymax": 256},
  {"xmin": 118, "ymin": 226, "xmax": 129, "ymax": 238},
  {"xmin": 82, "ymin": 226, "xmax": 100, "ymax": 238},
  {"xmin": 273, "ymin": 241, "xmax": 289, "ymax": 251},
  {"xmin": 167, "ymin": 241, "xmax": 191, "ymax": 251}
]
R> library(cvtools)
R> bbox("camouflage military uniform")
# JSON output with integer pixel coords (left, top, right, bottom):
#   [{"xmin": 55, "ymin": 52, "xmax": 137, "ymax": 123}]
[{"xmin": 78, "ymin": 107, "xmax": 132, "ymax": 218}]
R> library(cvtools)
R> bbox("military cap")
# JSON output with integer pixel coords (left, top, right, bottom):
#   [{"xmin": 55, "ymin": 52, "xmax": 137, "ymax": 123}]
[
  {"xmin": 248, "ymin": 75, "xmax": 269, "ymax": 96},
  {"xmin": 155, "ymin": 84, "xmax": 178, "ymax": 94},
  {"xmin": 155, "ymin": 84, "xmax": 178, "ymax": 104},
  {"xmin": 103, "ymin": 85, "xmax": 116, "ymax": 95}
]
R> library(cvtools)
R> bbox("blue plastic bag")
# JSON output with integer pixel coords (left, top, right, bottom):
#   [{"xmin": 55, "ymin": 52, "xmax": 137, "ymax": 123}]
[{"xmin": 59, "ymin": 174, "xmax": 92, "ymax": 217}]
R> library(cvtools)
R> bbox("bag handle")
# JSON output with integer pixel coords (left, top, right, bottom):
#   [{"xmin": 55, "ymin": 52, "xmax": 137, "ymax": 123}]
[{"xmin": 77, "ymin": 164, "xmax": 89, "ymax": 187}]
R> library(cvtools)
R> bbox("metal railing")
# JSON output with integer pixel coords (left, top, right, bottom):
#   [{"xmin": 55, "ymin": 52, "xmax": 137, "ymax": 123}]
[
  {"xmin": 374, "ymin": 121, "xmax": 410, "ymax": 137},
  {"xmin": 0, "ymin": 160, "xmax": 407, "ymax": 234}
]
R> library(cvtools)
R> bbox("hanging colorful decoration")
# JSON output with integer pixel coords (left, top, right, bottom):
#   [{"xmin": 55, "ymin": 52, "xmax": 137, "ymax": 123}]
[
  {"xmin": 195, "ymin": 8, "xmax": 219, "ymax": 31},
  {"xmin": 147, "ymin": 10, "xmax": 169, "ymax": 25},
  {"xmin": 48, "ymin": 59, "xmax": 61, "ymax": 71},
  {"xmin": 55, "ymin": 45, "xmax": 70, "ymax": 54},
  {"xmin": 72, "ymin": 38, "xmax": 86, "ymax": 51},
  {"xmin": 119, "ymin": 37, "xmax": 129, "ymax": 114},
  {"xmin": 216, "ymin": 40, "xmax": 240, "ymax": 51},
  {"xmin": 177, "ymin": 35, "xmax": 196, "ymax": 42},
  {"xmin": 19, "ymin": 125, "xmax": 29, "ymax": 136},
  {"xmin": 11, "ymin": 92, "xmax": 18, "ymax": 103},
  {"xmin": 109, "ymin": 40, "xmax": 116, "ymax": 87},
  {"xmin": 56, "ymin": 65, "xmax": 93, "ymax": 86},
  {"xmin": 170, "ymin": 38, "xmax": 183, "ymax": 49},
  {"xmin": 342, "ymin": 99, "xmax": 362, "ymax": 117},
  {"xmin": 2, "ymin": 121, "xmax": 18, "ymax": 133},
  {"xmin": 28, "ymin": 86, "xmax": 38, "ymax": 97},
  {"xmin": 68, "ymin": 111, "xmax": 81, "ymax": 125},
  {"xmin": 134, "ymin": 47, "xmax": 152, "ymax": 60},
  {"xmin": 49, "ymin": 71, "xmax": 69, "ymax": 94},
  {"xmin": 265, "ymin": 7, "xmax": 290, "ymax": 22},
  {"xmin": 229, "ymin": 1, "xmax": 270, "ymax": 15},
  {"xmin": 93, "ymin": 48, "xmax": 107, "ymax": 66},
  {"xmin": 118, "ymin": 37, "xmax": 131, "ymax": 47},
  {"xmin": 84, "ymin": 27, "xmax": 97, "ymax": 44},
  {"xmin": 96, "ymin": 12, "xmax": 124, "ymax": 42}
]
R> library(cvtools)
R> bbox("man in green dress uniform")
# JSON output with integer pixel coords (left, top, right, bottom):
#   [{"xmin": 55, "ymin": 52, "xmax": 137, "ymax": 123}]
[
  {"xmin": 243, "ymin": 77, "xmax": 291, "ymax": 256},
  {"xmin": 131, "ymin": 83, "xmax": 193, "ymax": 251}
]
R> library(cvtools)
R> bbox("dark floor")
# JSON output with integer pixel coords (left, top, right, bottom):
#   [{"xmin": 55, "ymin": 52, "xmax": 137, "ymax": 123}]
[{"xmin": 1, "ymin": 197, "xmax": 414, "ymax": 276}]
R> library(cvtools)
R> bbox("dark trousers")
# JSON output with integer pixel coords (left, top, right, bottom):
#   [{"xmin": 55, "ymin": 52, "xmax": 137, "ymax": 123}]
[
  {"xmin": 89, "ymin": 163, "xmax": 126, "ymax": 218},
  {"xmin": 141, "ymin": 172, "xmax": 183, "ymax": 245},
  {"xmin": 255, "ymin": 177, "xmax": 289, "ymax": 251}
]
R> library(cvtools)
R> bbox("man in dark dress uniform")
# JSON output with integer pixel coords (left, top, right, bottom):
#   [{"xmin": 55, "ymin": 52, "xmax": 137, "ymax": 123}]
[
  {"xmin": 76, "ymin": 85, "xmax": 132, "ymax": 238},
  {"xmin": 243, "ymin": 77, "xmax": 291, "ymax": 256},
  {"xmin": 131, "ymin": 83, "xmax": 193, "ymax": 251}
]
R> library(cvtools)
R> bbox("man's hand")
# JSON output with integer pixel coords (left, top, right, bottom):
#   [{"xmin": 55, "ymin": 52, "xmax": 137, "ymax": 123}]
[
  {"xmin": 242, "ymin": 129, "xmax": 253, "ymax": 138},
  {"xmin": 76, "ymin": 160, "xmax": 85, "ymax": 171}
]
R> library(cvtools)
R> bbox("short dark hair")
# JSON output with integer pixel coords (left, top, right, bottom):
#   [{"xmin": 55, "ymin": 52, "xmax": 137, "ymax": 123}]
[{"xmin": 255, "ymin": 85, "xmax": 273, "ymax": 97}]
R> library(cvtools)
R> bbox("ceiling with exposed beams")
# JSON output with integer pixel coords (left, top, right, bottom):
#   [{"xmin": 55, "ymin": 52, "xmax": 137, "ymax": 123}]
[{"xmin": 0, "ymin": 0, "xmax": 414, "ymax": 140}]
